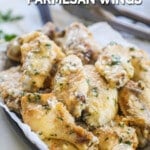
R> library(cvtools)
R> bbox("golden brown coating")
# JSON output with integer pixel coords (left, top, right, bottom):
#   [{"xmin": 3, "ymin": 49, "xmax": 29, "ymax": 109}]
[
  {"xmin": 93, "ymin": 119, "xmax": 138, "ymax": 150},
  {"xmin": 3, "ymin": 23, "xmax": 150, "ymax": 150},
  {"xmin": 83, "ymin": 65, "xmax": 118, "ymax": 127},
  {"xmin": 45, "ymin": 139, "xmax": 77, "ymax": 150},
  {"xmin": 21, "ymin": 93, "xmax": 98, "ymax": 150},
  {"xmin": 55, "ymin": 23, "xmax": 101, "ymax": 64},
  {"xmin": 135, "ymin": 127, "xmax": 150, "ymax": 148},
  {"xmin": 95, "ymin": 44, "xmax": 134, "ymax": 88},
  {"xmin": 53, "ymin": 55, "xmax": 88, "ymax": 118},
  {"xmin": 129, "ymin": 49, "xmax": 150, "ymax": 88},
  {"xmin": 0, "ymin": 66, "xmax": 23, "ymax": 113},
  {"xmin": 119, "ymin": 80, "xmax": 150, "ymax": 128},
  {"xmin": 20, "ymin": 31, "xmax": 65, "ymax": 92}
]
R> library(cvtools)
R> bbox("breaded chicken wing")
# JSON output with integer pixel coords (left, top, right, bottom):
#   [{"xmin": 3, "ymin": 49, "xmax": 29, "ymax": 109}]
[
  {"xmin": 21, "ymin": 93, "xmax": 98, "ymax": 150},
  {"xmin": 129, "ymin": 49, "xmax": 150, "ymax": 88},
  {"xmin": 20, "ymin": 31, "xmax": 65, "ymax": 92},
  {"xmin": 93, "ymin": 118, "xmax": 138, "ymax": 150},
  {"xmin": 53, "ymin": 55, "xmax": 88, "ymax": 118},
  {"xmin": 119, "ymin": 80, "xmax": 150, "ymax": 128},
  {"xmin": 55, "ymin": 23, "xmax": 101, "ymax": 64},
  {"xmin": 83, "ymin": 65, "xmax": 118, "ymax": 127},
  {"xmin": 0, "ymin": 66, "xmax": 23, "ymax": 113},
  {"xmin": 95, "ymin": 44, "xmax": 134, "ymax": 88}
]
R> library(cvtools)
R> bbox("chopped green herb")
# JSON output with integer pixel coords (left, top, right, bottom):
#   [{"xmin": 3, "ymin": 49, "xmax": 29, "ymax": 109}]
[
  {"xmin": 110, "ymin": 55, "xmax": 121, "ymax": 66},
  {"xmin": 119, "ymin": 122, "xmax": 124, "ymax": 128},
  {"xmin": 34, "ymin": 94, "xmax": 41, "ymax": 102},
  {"xmin": 27, "ymin": 94, "xmax": 41, "ymax": 103},
  {"xmin": 140, "ymin": 108, "xmax": 144, "ymax": 111},
  {"xmin": 33, "ymin": 69, "xmax": 40, "ymax": 75},
  {"xmin": 142, "ymin": 68, "xmax": 148, "ymax": 72},
  {"xmin": 21, "ymin": 92, "xmax": 25, "ymax": 97},
  {"xmin": 50, "ymin": 134, "xmax": 57, "ymax": 137},
  {"xmin": 43, "ymin": 105, "xmax": 51, "ymax": 110},
  {"xmin": 109, "ymin": 41, "xmax": 117, "ymax": 46},
  {"xmin": 32, "ymin": 81, "xmax": 36, "ymax": 85},
  {"xmin": 124, "ymin": 141, "xmax": 131, "ymax": 145},
  {"xmin": 92, "ymin": 87, "xmax": 99, "ymax": 97},
  {"xmin": 0, "ymin": 10, "xmax": 23, "ymax": 23},
  {"xmin": 45, "ymin": 43, "xmax": 51, "ymax": 47},
  {"xmin": 129, "ymin": 47, "xmax": 135, "ymax": 51},
  {"xmin": 57, "ymin": 116, "xmax": 63, "ymax": 121},
  {"xmin": 39, "ymin": 132, "xmax": 43, "ymax": 135},
  {"xmin": 127, "ymin": 60, "xmax": 130, "ymax": 63},
  {"xmin": 119, "ymin": 138, "xmax": 123, "ymax": 143},
  {"xmin": 69, "ymin": 130, "xmax": 74, "ymax": 135}
]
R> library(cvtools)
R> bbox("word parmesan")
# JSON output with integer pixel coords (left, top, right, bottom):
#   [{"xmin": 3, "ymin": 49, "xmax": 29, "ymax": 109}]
[{"xmin": 27, "ymin": 0, "xmax": 142, "ymax": 5}]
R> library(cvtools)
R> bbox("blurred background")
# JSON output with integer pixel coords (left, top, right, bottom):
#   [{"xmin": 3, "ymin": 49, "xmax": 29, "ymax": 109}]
[{"xmin": 0, "ymin": 0, "xmax": 150, "ymax": 50}]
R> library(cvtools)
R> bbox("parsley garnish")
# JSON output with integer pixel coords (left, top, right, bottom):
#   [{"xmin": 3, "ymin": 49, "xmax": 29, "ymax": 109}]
[
  {"xmin": 45, "ymin": 43, "xmax": 51, "ymax": 47},
  {"xmin": 0, "ymin": 10, "xmax": 23, "ymax": 23},
  {"xmin": 125, "ymin": 141, "xmax": 132, "ymax": 145},
  {"xmin": 110, "ymin": 55, "xmax": 121, "ymax": 66},
  {"xmin": 92, "ymin": 87, "xmax": 99, "ymax": 97},
  {"xmin": 27, "ymin": 94, "xmax": 41, "ymax": 103},
  {"xmin": 57, "ymin": 116, "xmax": 63, "ymax": 121},
  {"xmin": 129, "ymin": 47, "xmax": 135, "ymax": 51},
  {"xmin": 0, "ymin": 30, "xmax": 17, "ymax": 42}
]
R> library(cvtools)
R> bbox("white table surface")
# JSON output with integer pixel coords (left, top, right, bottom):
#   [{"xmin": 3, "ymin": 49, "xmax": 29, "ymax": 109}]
[{"xmin": 0, "ymin": 0, "xmax": 150, "ymax": 150}]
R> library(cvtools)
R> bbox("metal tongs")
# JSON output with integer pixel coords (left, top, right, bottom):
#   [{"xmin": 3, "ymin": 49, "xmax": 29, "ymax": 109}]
[
  {"xmin": 63, "ymin": 3, "xmax": 150, "ymax": 41},
  {"xmin": 37, "ymin": 3, "xmax": 150, "ymax": 40}
]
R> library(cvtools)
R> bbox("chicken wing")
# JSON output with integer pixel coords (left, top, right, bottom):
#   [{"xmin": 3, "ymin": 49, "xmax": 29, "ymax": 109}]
[
  {"xmin": 20, "ymin": 31, "xmax": 65, "ymax": 92},
  {"xmin": 119, "ymin": 80, "xmax": 150, "ymax": 128},
  {"xmin": 7, "ymin": 23, "xmax": 57, "ymax": 62},
  {"xmin": 0, "ymin": 66, "xmax": 23, "ymax": 113},
  {"xmin": 53, "ymin": 55, "xmax": 88, "ymax": 118},
  {"xmin": 21, "ymin": 93, "xmax": 98, "ymax": 150},
  {"xmin": 129, "ymin": 49, "xmax": 150, "ymax": 88},
  {"xmin": 93, "ymin": 117, "xmax": 138, "ymax": 150},
  {"xmin": 55, "ymin": 23, "xmax": 101, "ymax": 64},
  {"xmin": 83, "ymin": 65, "xmax": 118, "ymax": 127},
  {"xmin": 95, "ymin": 44, "xmax": 134, "ymax": 88}
]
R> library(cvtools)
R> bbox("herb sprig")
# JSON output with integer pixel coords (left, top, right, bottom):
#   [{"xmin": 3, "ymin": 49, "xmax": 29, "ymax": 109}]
[
  {"xmin": 0, "ymin": 30, "xmax": 17, "ymax": 42},
  {"xmin": 0, "ymin": 10, "xmax": 23, "ymax": 23}
]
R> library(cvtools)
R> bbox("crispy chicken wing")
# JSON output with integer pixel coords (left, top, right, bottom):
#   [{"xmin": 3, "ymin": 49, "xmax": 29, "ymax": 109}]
[
  {"xmin": 21, "ymin": 93, "xmax": 98, "ymax": 150},
  {"xmin": 93, "ymin": 118, "xmax": 138, "ymax": 150},
  {"xmin": 95, "ymin": 44, "xmax": 134, "ymax": 88},
  {"xmin": 20, "ymin": 31, "xmax": 65, "ymax": 92},
  {"xmin": 129, "ymin": 49, "xmax": 150, "ymax": 88},
  {"xmin": 7, "ymin": 23, "xmax": 57, "ymax": 62},
  {"xmin": 0, "ymin": 66, "xmax": 23, "ymax": 113},
  {"xmin": 119, "ymin": 80, "xmax": 150, "ymax": 128},
  {"xmin": 53, "ymin": 55, "xmax": 88, "ymax": 118},
  {"xmin": 83, "ymin": 65, "xmax": 118, "ymax": 127},
  {"xmin": 55, "ymin": 23, "xmax": 101, "ymax": 64}
]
